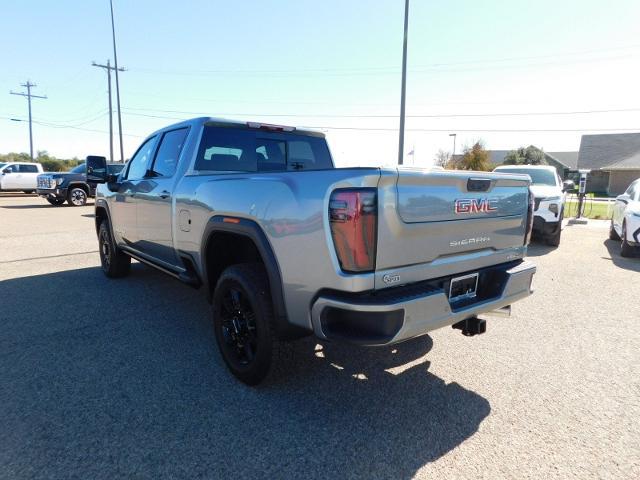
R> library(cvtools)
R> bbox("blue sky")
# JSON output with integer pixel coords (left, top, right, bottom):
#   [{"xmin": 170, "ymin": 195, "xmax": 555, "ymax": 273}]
[{"xmin": 2, "ymin": 0, "xmax": 640, "ymax": 166}]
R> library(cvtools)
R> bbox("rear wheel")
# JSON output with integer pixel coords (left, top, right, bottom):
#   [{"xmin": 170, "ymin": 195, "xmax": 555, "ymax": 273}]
[
  {"xmin": 68, "ymin": 187, "xmax": 87, "ymax": 206},
  {"xmin": 98, "ymin": 221, "xmax": 131, "ymax": 277},
  {"xmin": 212, "ymin": 263, "xmax": 281, "ymax": 386},
  {"xmin": 46, "ymin": 197, "xmax": 66, "ymax": 206},
  {"xmin": 609, "ymin": 219, "xmax": 621, "ymax": 241},
  {"xmin": 620, "ymin": 222, "xmax": 637, "ymax": 258}
]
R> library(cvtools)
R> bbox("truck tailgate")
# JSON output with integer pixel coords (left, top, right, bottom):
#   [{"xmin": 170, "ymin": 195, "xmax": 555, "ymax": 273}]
[{"xmin": 374, "ymin": 167, "xmax": 530, "ymax": 289}]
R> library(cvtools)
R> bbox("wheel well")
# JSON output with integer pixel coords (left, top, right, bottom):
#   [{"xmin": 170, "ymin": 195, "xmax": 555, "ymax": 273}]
[
  {"xmin": 68, "ymin": 183, "xmax": 89, "ymax": 195},
  {"xmin": 95, "ymin": 206, "xmax": 108, "ymax": 235},
  {"xmin": 205, "ymin": 232, "xmax": 263, "ymax": 292}
]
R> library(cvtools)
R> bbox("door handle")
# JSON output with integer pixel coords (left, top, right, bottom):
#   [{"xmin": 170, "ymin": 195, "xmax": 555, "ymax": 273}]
[{"xmin": 159, "ymin": 190, "xmax": 170, "ymax": 199}]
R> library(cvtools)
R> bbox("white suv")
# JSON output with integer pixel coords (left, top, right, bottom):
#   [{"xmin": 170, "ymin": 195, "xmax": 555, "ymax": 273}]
[
  {"xmin": 610, "ymin": 178, "xmax": 640, "ymax": 257},
  {"xmin": 494, "ymin": 165, "xmax": 569, "ymax": 246}
]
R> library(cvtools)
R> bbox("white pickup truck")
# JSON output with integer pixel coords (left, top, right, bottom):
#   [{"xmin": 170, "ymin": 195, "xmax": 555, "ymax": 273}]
[{"xmin": 0, "ymin": 162, "xmax": 44, "ymax": 193}]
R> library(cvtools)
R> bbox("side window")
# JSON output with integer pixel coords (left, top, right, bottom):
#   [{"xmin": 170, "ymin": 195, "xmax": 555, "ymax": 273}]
[
  {"xmin": 125, "ymin": 136, "xmax": 158, "ymax": 180},
  {"xmin": 3, "ymin": 165, "xmax": 16, "ymax": 173},
  {"xmin": 151, "ymin": 128, "xmax": 189, "ymax": 177},
  {"xmin": 20, "ymin": 164, "xmax": 39, "ymax": 173}
]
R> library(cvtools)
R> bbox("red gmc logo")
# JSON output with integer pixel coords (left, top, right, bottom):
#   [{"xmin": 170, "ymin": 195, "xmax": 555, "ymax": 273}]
[{"xmin": 454, "ymin": 198, "xmax": 499, "ymax": 214}]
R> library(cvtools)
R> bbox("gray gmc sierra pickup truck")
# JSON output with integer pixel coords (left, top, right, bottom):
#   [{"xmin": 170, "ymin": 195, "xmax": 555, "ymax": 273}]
[{"xmin": 88, "ymin": 117, "xmax": 536, "ymax": 385}]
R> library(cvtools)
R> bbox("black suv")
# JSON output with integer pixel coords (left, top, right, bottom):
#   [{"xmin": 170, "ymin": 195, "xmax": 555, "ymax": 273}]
[{"xmin": 37, "ymin": 162, "xmax": 125, "ymax": 206}]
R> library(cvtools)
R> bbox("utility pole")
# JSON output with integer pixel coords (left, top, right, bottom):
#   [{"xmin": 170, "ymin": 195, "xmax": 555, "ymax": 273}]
[
  {"xmin": 92, "ymin": 60, "xmax": 125, "ymax": 162},
  {"xmin": 397, "ymin": 0, "xmax": 410, "ymax": 166},
  {"xmin": 10, "ymin": 81, "xmax": 47, "ymax": 160},
  {"xmin": 449, "ymin": 133, "xmax": 457, "ymax": 160},
  {"xmin": 110, "ymin": 0, "xmax": 125, "ymax": 162}
]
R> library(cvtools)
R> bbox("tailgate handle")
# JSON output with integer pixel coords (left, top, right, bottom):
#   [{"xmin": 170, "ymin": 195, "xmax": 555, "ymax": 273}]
[{"xmin": 467, "ymin": 178, "xmax": 491, "ymax": 192}]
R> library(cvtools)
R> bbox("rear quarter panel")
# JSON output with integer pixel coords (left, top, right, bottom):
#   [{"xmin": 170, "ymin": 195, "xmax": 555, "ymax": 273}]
[{"xmin": 174, "ymin": 168, "xmax": 381, "ymax": 331}]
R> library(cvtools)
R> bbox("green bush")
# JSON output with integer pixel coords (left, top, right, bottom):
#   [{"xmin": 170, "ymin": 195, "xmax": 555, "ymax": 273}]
[{"xmin": 0, "ymin": 151, "xmax": 83, "ymax": 172}]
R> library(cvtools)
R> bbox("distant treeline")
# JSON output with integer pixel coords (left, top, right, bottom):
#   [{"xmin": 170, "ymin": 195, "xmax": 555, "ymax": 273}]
[{"xmin": 0, "ymin": 151, "xmax": 83, "ymax": 172}]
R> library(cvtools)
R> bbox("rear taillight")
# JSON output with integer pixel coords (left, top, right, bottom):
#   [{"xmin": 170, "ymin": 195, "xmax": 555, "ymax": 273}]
[
  {"xmin": 525, "ymin": 188, "xmax": 535, "ymax": 245},
  {"xmin": 329, "ymin": 188, "xmax": 377, "ymax": 272}
]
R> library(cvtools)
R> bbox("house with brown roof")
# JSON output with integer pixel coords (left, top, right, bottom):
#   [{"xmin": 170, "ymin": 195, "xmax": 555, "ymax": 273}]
[{"xmin": 577, "ymin": 133, "xmax": 640, "ymax": 195}]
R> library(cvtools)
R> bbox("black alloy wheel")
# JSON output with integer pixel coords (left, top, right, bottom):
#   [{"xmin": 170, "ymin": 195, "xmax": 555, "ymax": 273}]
[
  {"xmin": 212, "ymin": 263, "xmax": 280, "ymax": 385},
  {"xmin": 219, "ymin": 286, "xmax": 259, "ymax": 366}
]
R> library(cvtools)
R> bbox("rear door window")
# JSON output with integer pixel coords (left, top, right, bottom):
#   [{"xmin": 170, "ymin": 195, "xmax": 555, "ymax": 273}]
[
  {"xmin": 151, "ymin": 127, "xmax": 189, "ymax": 177},
  {"xmin": 19, "ymin": 164, "xmax": 39, "ymax": 173},
  {"xmin": 195, "ymin": 126, "xmax": 332, "ymax": 172}
]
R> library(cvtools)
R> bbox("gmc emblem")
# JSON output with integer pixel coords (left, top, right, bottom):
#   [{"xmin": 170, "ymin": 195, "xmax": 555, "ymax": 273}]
[{"xmin": 454, "ymin": 198, "xmax": 499, "ymax": 214}]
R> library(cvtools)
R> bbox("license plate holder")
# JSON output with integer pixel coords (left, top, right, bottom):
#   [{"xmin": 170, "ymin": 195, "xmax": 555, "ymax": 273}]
[{"xmin": 449, "ymin": 273, "xmax": 479, "ymax": 302}]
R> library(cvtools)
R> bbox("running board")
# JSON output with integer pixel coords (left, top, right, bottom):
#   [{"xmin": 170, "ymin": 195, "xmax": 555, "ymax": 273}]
[{"xmin": 122, "ymin": 247, "xmax": 201, "ymax": 288}]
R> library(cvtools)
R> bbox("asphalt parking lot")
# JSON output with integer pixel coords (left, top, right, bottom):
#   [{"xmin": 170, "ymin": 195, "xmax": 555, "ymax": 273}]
[{"xmin": 1, "ymin": 193, "xmax": 639, "ymax": 480}]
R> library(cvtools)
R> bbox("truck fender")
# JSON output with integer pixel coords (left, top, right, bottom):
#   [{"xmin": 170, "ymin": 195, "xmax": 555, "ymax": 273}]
[{"xmin": 201, "ymin": 216, "xmax": 309, "ymax": 340}]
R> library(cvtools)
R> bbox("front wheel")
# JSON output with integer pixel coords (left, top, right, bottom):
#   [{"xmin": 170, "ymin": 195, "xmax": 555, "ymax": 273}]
[
  {"xmin": 620, "ymin": 222, "xmax": 638, "ymax": 258},
  {"xmin": 609, "ymin": 219, "xmax": 621, "ymax": 241},
  {"xmin": 212, "ymin": 263, "xmax": 281, "ymax": 386},
  {"xmin": 67, "ymin": 187, "xmax": 87, "ymax": 206},
  {"xmin": 23, "ymin": 190, "xmax": 35, "ymax": 194},
  {"xmin": 98, "ymin": 221, "xmax": 131, "ymax": 277},
  {"xmin": 545, "ymin": 215, "xmax": 563, "ymax": 247}
]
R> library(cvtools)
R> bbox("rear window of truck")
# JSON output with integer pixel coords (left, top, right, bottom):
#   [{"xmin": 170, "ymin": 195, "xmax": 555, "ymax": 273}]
[{"xmin": 195, "ymin": 127, "xmax": 332, "ymax": 172}]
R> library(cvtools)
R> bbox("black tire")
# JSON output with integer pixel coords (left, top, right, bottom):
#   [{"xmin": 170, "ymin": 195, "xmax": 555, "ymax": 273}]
[
  {"xmin": 67, "ymin": 187, "xmax": 88, "ymax": 206},
  {"xmin": 22, "ymin": 190, "xmax": 35, "ymax": 194},
  {"xmin": 620, "ymin": 222, "xmax": 637, "ymax": 258},
  {"xmin": 98, "ymin": 221, "xmax": 131, "ymax": 278},
  {"xmin": 212, "ymin": 263, "xmax": 282, "ymax": 386},
  {"xmin": 46, "ymin": 197, "xmax": 66, "ymax": 206},
  {"xmin": 609, "ymin": 219, "xmax": 621, "ymax": 241}
]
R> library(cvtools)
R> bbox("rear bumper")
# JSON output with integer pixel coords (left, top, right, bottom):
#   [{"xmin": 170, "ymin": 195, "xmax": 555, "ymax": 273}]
[{"xmin": 311, "ymin": 260, "xmax": 536, "ymax": 346}]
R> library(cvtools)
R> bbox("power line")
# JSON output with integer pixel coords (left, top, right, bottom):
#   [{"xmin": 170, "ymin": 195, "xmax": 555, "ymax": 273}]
[
  {"xmin": 114, "ymin": 112, "xmax": 640, "ymax": 134},
  {"xmin": 9, "ymin": 81, "xmax": 47, "ymax": 159},
  {"xmin": 128, "ymin": 44, "xmax": 640, "ymax": 77},
  {"xmin": 5, "ymin": 113, "xmax": 637, "ymax": 135},
  {"xmin": 2, "ymin": 115, "xmax": 144, "ymax": 138},
  {"xmin": 121, "ymin": 106, "xmax": 640, "ymax": 119}
]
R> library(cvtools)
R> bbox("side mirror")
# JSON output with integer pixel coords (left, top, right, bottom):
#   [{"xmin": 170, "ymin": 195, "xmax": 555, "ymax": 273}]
[
  {"xmin": 562, "ymin": 180, "xmax": 575, "ymax": 192},
  {"xmin": 86, "ymin": 155, "xmax": 108, "ymax": 183}
]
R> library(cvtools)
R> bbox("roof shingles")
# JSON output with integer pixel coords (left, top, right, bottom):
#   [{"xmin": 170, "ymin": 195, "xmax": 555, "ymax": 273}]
[{"xmin": 578, "ymin": 133, "xmax": 640, "ymax": 170}]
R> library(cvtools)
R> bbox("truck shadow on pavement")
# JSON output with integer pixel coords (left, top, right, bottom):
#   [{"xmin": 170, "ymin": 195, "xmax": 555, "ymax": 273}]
[
  {"xmin": 524, "ymin": 240, "xmax": 556, "ymax": 257},
  {"xmin": 603, "ymin": 239, "xmax": 640, "ymax": 271},
  {"xmin": 1, "ymin": 264, "xmax": 490, "ymax": 479}
]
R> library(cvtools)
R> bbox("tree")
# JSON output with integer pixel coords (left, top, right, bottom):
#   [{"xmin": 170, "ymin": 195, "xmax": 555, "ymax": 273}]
[
  {"xmin": 433, "ymin": 149, "xmax": 450, "ymax": 167},
  {"xmin": 457, "ymin": 141, "xmax": 492, "ymax": 171},
  {"xmin": 504, "ymin": 145, "xmax": 547, "ymax": 165}
]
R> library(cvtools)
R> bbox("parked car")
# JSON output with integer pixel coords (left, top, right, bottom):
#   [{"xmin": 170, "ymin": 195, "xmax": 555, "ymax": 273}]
[
  {"xmin": 609, "ymin": 178, "xmax": 640, "ymax": 257},
  {"xmin": 88, "ymin": 117, "xmax": 537, "ymax": 385},
  {"xmin": 493, "ymin": 165, "xmax": 572, "ymax": 246},
  {"xmin": 36, "ymin": 162, "xmax": 124, "ymax": 206},
  {"xmin": 0, "ymin": 162, "xmax": 44, "ymax": 193}
]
